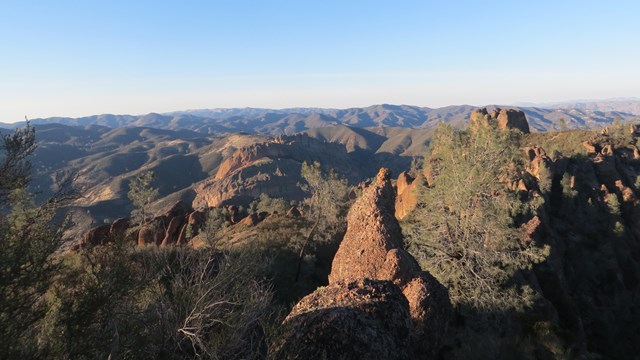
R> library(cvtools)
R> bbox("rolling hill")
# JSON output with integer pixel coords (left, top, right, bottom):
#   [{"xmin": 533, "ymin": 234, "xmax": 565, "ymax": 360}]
[{"xmin": 3, "ymin": 102, "xmax": 639, "ymax": 135}]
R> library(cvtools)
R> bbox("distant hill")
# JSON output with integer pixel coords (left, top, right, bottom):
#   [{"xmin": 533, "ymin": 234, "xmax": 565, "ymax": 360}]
[
  {"xmin": 3, "ymin": 103, "xmax": 639, "ymax": 135},
  {"xmin": 516, "ymin": 98, "xmax": 640, "ymax": 114},
  {"xmin": 2, "ymin": 101, "xmax": 639, "ymax": 238}
]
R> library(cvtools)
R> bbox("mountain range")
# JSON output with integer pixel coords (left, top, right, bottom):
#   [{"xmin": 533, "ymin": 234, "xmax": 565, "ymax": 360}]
[
  {"xmin": 2, "ymin": 100, "xmax": 640, "ymax": 238},
  {"xmin": 3, "ymin": 100, "xmax": 640, "ymax": 136}
]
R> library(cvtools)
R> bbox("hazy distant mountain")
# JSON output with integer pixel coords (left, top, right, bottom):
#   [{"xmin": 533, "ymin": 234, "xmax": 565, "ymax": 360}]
[
  {"xmin": 3, "ymin": 103, "xmax": 639, "ymax": 135},
  {"xmin": 515, "ymin": 98, "xmax": 640, "ymax": 115}
]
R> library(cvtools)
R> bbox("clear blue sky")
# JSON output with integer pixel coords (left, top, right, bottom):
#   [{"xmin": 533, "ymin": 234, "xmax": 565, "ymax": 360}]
[{"xmin": 1, "ymin": 0, "xmax": 639, "ymax": 121}]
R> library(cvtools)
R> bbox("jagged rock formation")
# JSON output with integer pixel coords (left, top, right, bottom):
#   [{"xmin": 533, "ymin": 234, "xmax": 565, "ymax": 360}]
[
  {"xmin": 395, "ymin": 171, "xmax": 426, "ymax": 220},
  {"xmin": 273, "ymin": 169, "xmax": 451, "ymax": 359},
  {"xmin": 470, "ymin": 107, "xmax": 530, "ymax": 133},
  {"xmin": 77, "ymin": 201, "xmax": 238, "ymax": 250},
  {"xmin": 512, "ymin": 125, "xmax": 640, "ymax": 356},
  {"xmin": 77, "ymin": 218, "xmax": 135, "ymax": 249},
  {"xmin": 192, "ymin": 134, "xmax": 370, "ymax": 207},
  {"xmin": 330, "ymin": 168, "xmax": 451, "ymax": 357}
]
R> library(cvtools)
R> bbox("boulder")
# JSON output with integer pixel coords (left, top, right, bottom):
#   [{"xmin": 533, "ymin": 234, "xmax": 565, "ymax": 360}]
[
  {"xmin": 137, "ymin": 223, "xmax": 162, "ymax": 246},
  {"xmin": 526, "ymin": 146, "xmax": 554, "ymax": 180},
  {"xmin": 109, "ymin": 218, "xmax": 131, "ymax": 240},
  {"xmin": 80, "ymin": 224, "xmax": 111, "ymax": 248},
  {"xmin": 270, "ymin": 279, "xmax": 412, "ymax": 360}
]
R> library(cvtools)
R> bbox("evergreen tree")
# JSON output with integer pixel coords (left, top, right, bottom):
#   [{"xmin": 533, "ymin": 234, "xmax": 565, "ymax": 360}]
[
  {"xmin": 403, "ymin": 123, "xmax": 548, "ymax": 356},
  {"xmin": 0, "ymin": 124, "xmax": 66, "ymax": 357},
  {"xmin": 128, "ymin": 171, "xmax": 159, "ymax": 233},
  {"xmin": 295, "ymin": 161, "xmax": 349, "ymax": 281}
]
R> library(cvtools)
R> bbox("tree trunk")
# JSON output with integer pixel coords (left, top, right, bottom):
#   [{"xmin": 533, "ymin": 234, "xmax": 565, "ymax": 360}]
[{"xmin": 294, "ymin": 216, "xmax": 320, "ymax": 282}]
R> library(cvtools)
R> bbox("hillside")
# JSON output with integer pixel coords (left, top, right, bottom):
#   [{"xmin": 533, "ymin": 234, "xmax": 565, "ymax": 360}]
[{"xmin": 21, "ymin": 123, "xmax": 429, "ymax": 238}]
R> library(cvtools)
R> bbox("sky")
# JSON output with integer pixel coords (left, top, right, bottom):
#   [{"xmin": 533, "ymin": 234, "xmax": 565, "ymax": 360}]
[{"xmin": 1, "ymin": 0, "xmax": 639, "ymax": 122}]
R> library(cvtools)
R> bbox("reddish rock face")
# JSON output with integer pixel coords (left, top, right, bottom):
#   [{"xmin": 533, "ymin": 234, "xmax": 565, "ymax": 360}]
[
  {"xmin": 470, "ymin": 107, "xmax": 530, "ymax": 134},
  {"xmin": 193, "ymin": 133, "xmax": 367, "ymax": 208},
  {"xmin": 496, "ymin": 108, "xmax": 530, "ymax": 133},
  {"xmin": 79, "ymin": 201, "xmax": 198, "ymax": 249},
  {"xmin": 278, "ymin": 168, "xmax": 451, "ymax": 359},
  {"xmin": 80, "ymin": 224, "xmax": 111, "ymax": 248},
  {"xmin": 160, "ymin": 215, "xmax": 185, "ymax": 246},
  {"xmin": 527, "ymin": 146, "xmax": 553, "ymax": 180},
  {"xmin": 330, "ymin": 168, "xmax": 405, "ymax": 282},
  {"xmin": 395, "ymin": 171, "xmax": 423, "ymax": 220},
  {"xmin": 236, "ymin": 212, "xmax": 263, "ymax": 227}
]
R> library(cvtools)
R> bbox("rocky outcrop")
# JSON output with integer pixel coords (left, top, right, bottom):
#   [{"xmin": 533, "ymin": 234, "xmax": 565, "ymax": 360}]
[
  {"xmin": 271, "ymin": 279, "xmax": 413, "ymax": 360},
  {"xmin": 329, "ymin": 168, "xmax": 409, "ymax": 282},
  {"xmin": 192, "ymin": 134, "xmax": 369, "ymax": 208},
  {"xmin": 137, "ymin": 223, "xmax": 163, "ymax": 246},
  {"xmin": 79, "ymin": 218, "xmax": 133, "ymax": 249},
  {"xmin": 177, "ymin": 210, "xmax": 205, "ymax": 245},
  {"xmin": 395, "ymin": 171, "xmax": 423, "ymax": 220},
  {"xmin": 518, "ymin": 130, "xmax": 640, "ymax": 357},
  {"xmin": 77, "ymin": 201, "xmax": 228, "ymax": 250},
  {"xmin": 330, "ymin": 168, "xmax": 451, "ymax": 357},
  {"xmin": 526, "ymin": 146, "xmax": 553, "ymax": 178},
  {"xmin": 236, "ymin": 212, "xmax": 266, "ymax": 227},
  {"xmin": 497, "ymin": 108, "xmax": 530, "ymax": 133},
  {"xmin": 79, "ymin": 224, "xmax": 111, "ymax": 248},
  {"xmin": 274, "ymin": 168, "xmax": 451, "ymax": 359},
  {"xmin": 470, "ymin": 107, "xmax": 530, "ymax": 133}
]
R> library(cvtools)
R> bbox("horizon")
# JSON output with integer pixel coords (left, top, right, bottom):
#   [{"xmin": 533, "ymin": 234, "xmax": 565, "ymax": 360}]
[
  {"xmin": 1, "ymin": 1, "xmax": 639, "ymax": 122},
  {"xmin": 3, "ymin": 97, "xmax": 640, "ymax": 125}
]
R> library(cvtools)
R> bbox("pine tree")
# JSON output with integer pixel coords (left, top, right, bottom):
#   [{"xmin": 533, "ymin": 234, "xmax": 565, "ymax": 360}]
[
  {"xmin": 128, "ymin": 171, "xmax": 159, "ymax": 233},
  {"xmin": 294, "ymin": 161, "xmax": 348, "ymax": 281},
  {"xmin": 0, "ymin": 123, "xmax": 65, "ymax": 357},
  {"xmin": 403, "ymin": 123, "xmax": 548, "ymax": 356}
]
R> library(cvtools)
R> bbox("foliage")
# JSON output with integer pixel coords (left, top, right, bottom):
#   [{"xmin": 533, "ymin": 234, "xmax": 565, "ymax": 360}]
[
  {"xmin": 202, "ymin": 207, "xmax": 229, "ymax": 248},
  {"xmin": 40, "ymin": 242, "xmax": 274, "ymax": 359},
  {"xmin": 300, "ymin": 161, "xmax": 349, "ymax": 232},
  {"xmin": 128, "ymin": 170, "xmax": 159, "ymax": 231},
  {"xmin": 0, "ymin": 123, "xmax": 36, "ymax": 205},
  {"xmin": 523, "ymin": 130, "xmax": 593, "ymax": 158},
  {"xmin": 403, "ymin": 123, "xmax": 549, "ymax": 355},
  {"xmin": 251, "ymin": 193, "xmax": 289, "ymax": 215},
  {"xmin": 295, "ymin": 161, "xmax": 349, "ymax": 281},
  {"xmin": 0, "ymin": 124, "xmax": 67, "ymax": 358}
]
